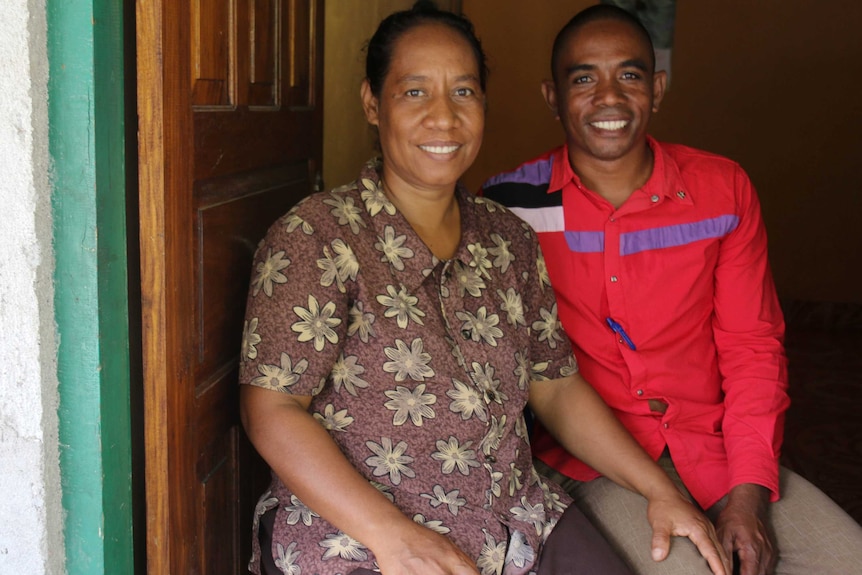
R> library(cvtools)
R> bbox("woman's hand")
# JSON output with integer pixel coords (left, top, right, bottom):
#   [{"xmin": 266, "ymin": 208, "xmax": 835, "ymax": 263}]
[
  {"xmin": 647, "ymin": 491, "xmax": 731, "ymax": 575},
  {"xmin": 372, "ymin": 520, "xmax": 480, "ymax": 575}
]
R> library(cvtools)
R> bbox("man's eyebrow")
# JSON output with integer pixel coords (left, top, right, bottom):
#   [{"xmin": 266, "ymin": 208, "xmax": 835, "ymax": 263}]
[
  {"xmin": 620, "ymin": 58, "xmax": 649, "ymax": 72},
  {"xmin": 563, "ymin": 63, "xmax": 595, "ymax": 77}
]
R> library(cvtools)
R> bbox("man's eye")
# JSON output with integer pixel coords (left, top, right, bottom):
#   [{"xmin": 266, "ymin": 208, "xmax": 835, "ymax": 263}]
[
  {"xmin": 454, "ymin": 87, "xmax": 475, "ymax": 97},
  {"xmin": 405, "ymin": 89, "xmax": 423, "ymax": 97},
  {"xmin": 621, "ymin": 72, "xmax": 641, "ymax": 80},
  {"xmin": 573, "ymin": 76, "xmax": 591, "ymax": 84}
]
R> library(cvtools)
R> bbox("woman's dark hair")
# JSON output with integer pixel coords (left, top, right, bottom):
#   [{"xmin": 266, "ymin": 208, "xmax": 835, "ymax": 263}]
[{"xmin": 365, "ymin": 0, "xmax": 489, "ymax": 96}]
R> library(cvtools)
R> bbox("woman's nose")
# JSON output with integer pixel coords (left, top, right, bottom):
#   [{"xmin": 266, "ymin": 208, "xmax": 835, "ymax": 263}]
[{"xmin": 423, "ymin": 95, "xmax": 457, "ymax": 128}]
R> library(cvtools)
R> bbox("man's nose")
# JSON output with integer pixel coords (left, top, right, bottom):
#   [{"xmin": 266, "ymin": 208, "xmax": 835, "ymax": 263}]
[{"xmin": 593, "ymin": 79, "xmax": 625, "ymax": 105}]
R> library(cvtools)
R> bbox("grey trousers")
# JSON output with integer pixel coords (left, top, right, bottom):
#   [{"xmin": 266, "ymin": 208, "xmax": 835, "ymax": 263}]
[{"xmin": 535, "ymin": 457, "xmax": 862, "ymax": 574}]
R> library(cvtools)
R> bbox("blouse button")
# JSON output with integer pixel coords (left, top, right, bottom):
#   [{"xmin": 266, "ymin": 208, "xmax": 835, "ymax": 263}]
[
  {"xmin": 461, "ymin": 329, "xmax": 471, "ymax": 340},
  {"xmin": 650, "ymin": 195, "xmax": 660, "ymax": 203},
  {"xmin": 610, "ymin": 275, "xmax": 619, "ymax": 283},
  {"xmin": 486, "ymin": 390, "xmax": 497, "ymax": 402},
  {"xmin": 636, "ymin": 389, "xmax": 644, "ymax": 396},
  {"xmin": 486, "ymin": 455, "xmax": 497, "ymax": 464}
]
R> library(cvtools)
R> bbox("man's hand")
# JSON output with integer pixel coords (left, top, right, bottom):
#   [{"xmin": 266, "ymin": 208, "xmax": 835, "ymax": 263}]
[
  {"xmin": 715, "ymin": 483, "xmax": 776, "ymax": 575},
  {"xmin": 647, "ymin": 492, "xmax": 731, "ymax": 575}
]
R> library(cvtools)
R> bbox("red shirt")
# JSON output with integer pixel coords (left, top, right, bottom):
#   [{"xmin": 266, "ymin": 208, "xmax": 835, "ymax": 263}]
[{"xmin": 482, "ymin": 138, "xmax": 790, "ymax": 508}]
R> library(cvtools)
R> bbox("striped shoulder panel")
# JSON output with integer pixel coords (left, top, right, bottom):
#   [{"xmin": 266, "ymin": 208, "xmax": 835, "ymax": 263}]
[{"xmin": 481, "ymin": 156, "xmax": 560, "ymax": 209}]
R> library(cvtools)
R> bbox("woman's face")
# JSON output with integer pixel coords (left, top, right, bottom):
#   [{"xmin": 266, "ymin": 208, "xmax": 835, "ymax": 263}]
[{"xmin": 362, "ymin": 23, "xmax": 485, "ymax": 196}]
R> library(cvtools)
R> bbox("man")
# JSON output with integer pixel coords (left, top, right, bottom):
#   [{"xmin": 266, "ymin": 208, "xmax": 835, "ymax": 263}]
[{"xmin": 482, "ymin": 5, "xmax": 862, "ymax": 575}]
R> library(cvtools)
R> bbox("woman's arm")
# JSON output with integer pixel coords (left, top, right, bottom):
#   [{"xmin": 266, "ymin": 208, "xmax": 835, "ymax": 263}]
[
  {"xmin": 240, "ymin": 385, "xmax": 480, "ymax": 575},
  {"xmin": 529, "ymin": 374, "xmax": 730, "ymax": 575}
]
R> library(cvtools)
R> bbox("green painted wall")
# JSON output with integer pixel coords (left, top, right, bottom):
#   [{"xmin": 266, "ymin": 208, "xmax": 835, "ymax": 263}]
[{"xmin": 49, "ymin": 0, "xmax": 134, "ymax": 573}]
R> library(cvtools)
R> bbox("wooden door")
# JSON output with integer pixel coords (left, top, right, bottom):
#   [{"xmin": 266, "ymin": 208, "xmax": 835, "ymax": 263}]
[{"xmin": 136, "ymin": 1, "xmax": 323, "ymax": 573}]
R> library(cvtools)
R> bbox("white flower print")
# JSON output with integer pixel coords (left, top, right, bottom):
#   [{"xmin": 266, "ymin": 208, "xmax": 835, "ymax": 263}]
[
  {"xmin": 432, "ymin": 436, "xmax": 480, "ymax": 476},
  {"xmin": 412, "ymin": 513, "xmax": 451, "ymax": 535},
  {"xmin": 504, "ymin": 530, "xmax": 535, "ymax": 569},
  {"xmin": 251, "ymin": 353, "xmax": 309, "ymax": 391},
  {"xmin": 469, "ymin": 362, "xmax": 507, "ymax": 404},
  {"xmin": 514, "ymin": 413, "xmax": 529, "ymax": 440},
  {"xmin": 488, "ymin": 233, "xmax": 515, "ymax": 274},
  {"xmin": 283, "ymin": 212, "xmax": 313, "ymax": 235},
  {"xmin": 347, "ymin": 301, "xmax": 376, "ymax": 343},
  {"xmin": 360, "ymin": 177, "xmax": 396, "ymax": 217},
  {"xmin": 477, "ymin": 530, "xmax": 506, "ymax": 575},
  {"xmin": 508, "ymin": 461, "xmax": 524, "ymax": 496},
  {"xmin": 446, "ymin": 379, "xmax": 488, "ymax": 422},
  {"xmin": 284, "ymin": 494, "xmax": 319, "ymax": 526},
  {"xmin": 513, "ymin": 351, "xmax": 531, "ymax": 390},
  {"xmin": 532, "ymin": 303, "xmax": 564, "ymax": 349},
  {"xmin": 291, "ymin": 294, "xmax": 342, "ymax": 352},
  {"xmin": 452, "ymin": 260, "xmax": 486, "ymax": 298},
  {"xmin": 364, "ymin": 437, "xmax": 415, "ymax": 485},
  {"xmin": 467, "ymin": 242, "xmax": 493, "ymax": 279},
  {"xmin": 383, "ymin": 338, "xmax": 434, "ymax": 382},
  {"xmin": 317, "ymin": 250, "xmax": 341, "ymax": 290},
  {"xmin": 319, "ymin": 531, "xmax": 368, "ymax": 561},
  {"xmin": 313, "ymin": 403, "xmax": 354, "ymax": 432},
  {"xmin": 252, "ymin": 490, "xmax": 278, "ymax": 531},
  {"xmin": 486, "ymin": 469, "xmax": 503, "ymax": 502},
  {"xmin": 510, "ymin": 496, "xmax": 546, "ymax": 536},
  {"xmin": 530, "ymin": 358, "xmax": 551, "ymax": 381},
  {"xmin": 274, "ymin": 541, "xmax": 302, "ymax": 575},
  {"xmin": 384, "ymin": 383, "xmax": 437, "ymax": 426},
  {"xmin": 480, "ymin": 414, "xmax": 507, "ymax": 456},
  {"xmin": 421, "ymin": 484, "xmax": 467, "ymax": 516},
  {"xmin": 536, "ymin": 252, "xmax": 551, "ymax": 288},
  {"xmin": 473, "ymin": 195, "xmax": 500, "ymax": 212},
  {"xmin": 560, "ymin": 354, "xmax": 579, "ymax": 377},
  {"xmin": 496, "ymin": 287, "xmax": 526, "ymax": 327},
  {"xmin": 456, "ymin": 307, "xmax": 503, "ymax": 346},
  {"xmin": 331, "ymin": 353, "xmax": 369, "ymax": 396},
  {"xmin": 324, "ymin": 192, "xmax": 366, "ymax": 234},
  {"xmin": 374, "ymin": 225, "xmax": 414, "ymax": 270},
  {"xmin": 252, "ymin": 248, "xmax": 290, "ymax": 297},
  {"xmin": 241, "ymin": 317, "xmax": 261, "ymax": 360},
  {"xmin": 376, "ymin": 284, "xmax": 425, "ymax": 328},
  {"xmin": 331, "ymin": 239, "xmax": 359, "ymax": 282},
  {"xmin": 538, "ymin": 477, "xmax": 568, "ymax": 513}
]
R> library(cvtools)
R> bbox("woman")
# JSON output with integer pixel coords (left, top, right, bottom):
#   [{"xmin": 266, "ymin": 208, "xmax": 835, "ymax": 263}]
[{"xmin": 239, "ymin": 4, "xmax": 728, "ymax": 575}]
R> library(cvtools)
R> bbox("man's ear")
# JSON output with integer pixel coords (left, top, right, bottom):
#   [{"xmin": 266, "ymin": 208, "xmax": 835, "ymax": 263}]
[
  {"xmin": 541, "ymin": 80, "xmax": 560, "ymax": 120},
  {"xmin": 651, "ymin": 70, "xmax": 668, "ymax": 113},
  {"xmin": 360, "ymin": 79, "xmax": 380, "ymax": 126}
]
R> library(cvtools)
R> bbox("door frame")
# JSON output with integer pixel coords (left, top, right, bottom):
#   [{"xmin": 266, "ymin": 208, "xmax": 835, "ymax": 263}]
[{"xmin": 49, "ymin": 0, "xmax": 136, "ymax": 573}]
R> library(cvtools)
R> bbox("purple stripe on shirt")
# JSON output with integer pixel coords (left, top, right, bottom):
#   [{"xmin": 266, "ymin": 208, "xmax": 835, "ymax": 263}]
[
  {"xmin": 483, "ymin": 156, "xmax": 555, "ymax": 188},
  {"xmin": 620, "ymin": 215, "xmax": 739, "ymax": 256},
  {"xmin": 564, "ymin": 230, "xmax": 605, "ymax": 253}
]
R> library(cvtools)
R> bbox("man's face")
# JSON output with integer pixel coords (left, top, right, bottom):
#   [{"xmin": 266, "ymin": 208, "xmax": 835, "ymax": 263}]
[{"xmin": 544, "ymin": 18, "xmax": 666, "ymax": 165}]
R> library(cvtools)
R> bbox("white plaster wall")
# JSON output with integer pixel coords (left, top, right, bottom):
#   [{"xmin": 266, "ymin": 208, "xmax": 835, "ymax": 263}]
[{"xmin": 0, "ymin": 1, "xmax": 63, "ymax": 574}]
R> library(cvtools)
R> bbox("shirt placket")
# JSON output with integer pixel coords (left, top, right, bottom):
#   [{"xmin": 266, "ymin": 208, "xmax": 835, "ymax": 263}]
[{"xmin": 435, "ymin": 260, "xmax": 506, "ymax": 505}]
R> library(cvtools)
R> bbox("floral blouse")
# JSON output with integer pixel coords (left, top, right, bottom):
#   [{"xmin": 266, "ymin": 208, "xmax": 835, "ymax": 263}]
[{"xmin": 240, "ymin": 160, "xmax": 577, "ymax": 575}]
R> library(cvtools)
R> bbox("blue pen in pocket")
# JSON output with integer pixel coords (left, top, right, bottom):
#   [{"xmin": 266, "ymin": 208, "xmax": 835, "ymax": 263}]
[{"xmin": 606, "ymin": 317, "xmax": 637, "ymax": 351}]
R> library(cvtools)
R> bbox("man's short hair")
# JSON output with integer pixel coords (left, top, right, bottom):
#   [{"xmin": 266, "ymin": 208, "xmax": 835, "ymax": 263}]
[{"xmin": 551, "ymin": 4, "xmax": 656, "ymax": 81}]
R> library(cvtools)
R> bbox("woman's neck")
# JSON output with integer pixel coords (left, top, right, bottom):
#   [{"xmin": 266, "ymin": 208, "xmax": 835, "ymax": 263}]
[{"xmin": 381, "ymin": 177, "xmax": 462, "ymax": 261}]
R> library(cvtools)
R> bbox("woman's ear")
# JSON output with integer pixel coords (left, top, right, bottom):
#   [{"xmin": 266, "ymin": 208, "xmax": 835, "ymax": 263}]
[{"xmin": 360, "ymin": 79, "xmax": 380, "ymax": 126}]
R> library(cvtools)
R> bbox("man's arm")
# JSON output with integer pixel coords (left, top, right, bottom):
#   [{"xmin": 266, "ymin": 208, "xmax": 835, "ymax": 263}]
[
  {"xmin": 712, "ymin": 166, "xmax": 789, "ymax": 575},
  {"xmin": 529, "ymin": 373, "xmax": 731, "ymax": 575}
]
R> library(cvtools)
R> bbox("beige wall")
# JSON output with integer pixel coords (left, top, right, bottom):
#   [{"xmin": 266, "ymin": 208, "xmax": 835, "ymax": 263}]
[{"xmin": 462, "ymin": 0, "xmax": 862, "ymax": 304}]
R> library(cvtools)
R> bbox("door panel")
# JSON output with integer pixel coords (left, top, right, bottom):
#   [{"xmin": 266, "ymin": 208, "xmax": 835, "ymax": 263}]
[{"xmin": 137, "ymin": 0, "xmax": 323, "ymax": 573}]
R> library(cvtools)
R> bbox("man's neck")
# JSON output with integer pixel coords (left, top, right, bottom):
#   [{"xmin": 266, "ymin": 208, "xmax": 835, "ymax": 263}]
[{"xmin": 569, "ymin": 142, "xmax": 654, "ymax": 209}]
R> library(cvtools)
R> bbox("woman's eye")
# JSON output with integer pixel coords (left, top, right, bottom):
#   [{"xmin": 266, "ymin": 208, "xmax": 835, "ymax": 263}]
[{"xmin": 405, "ymin": 89, "xmax": 423, "ymax": 97}]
